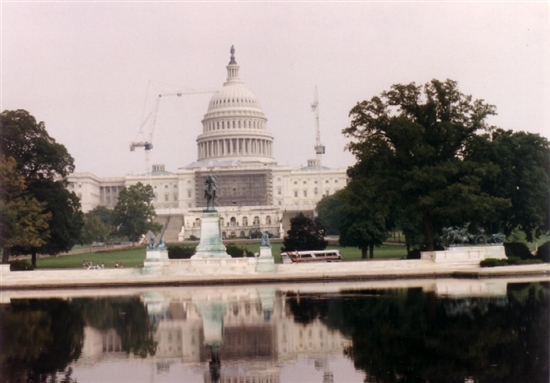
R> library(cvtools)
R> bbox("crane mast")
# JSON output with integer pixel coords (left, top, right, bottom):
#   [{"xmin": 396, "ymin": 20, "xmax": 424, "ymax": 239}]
[
  {"xmin": 311, "ymin": 87, "xmax": 325, "ymax": 199},
  {"xmin": 130, "ymin": 89, "xmax": 215, "ymax": 176}
]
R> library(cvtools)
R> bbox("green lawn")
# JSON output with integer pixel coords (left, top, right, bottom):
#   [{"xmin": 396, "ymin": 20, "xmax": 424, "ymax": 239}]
[
  {"xmin": 33, "ymin": 243, "xmax": 406, "ymax": 269},
  {"xmin": 36, "ymin": 248, "xmax": 146, "ymax": 269}
]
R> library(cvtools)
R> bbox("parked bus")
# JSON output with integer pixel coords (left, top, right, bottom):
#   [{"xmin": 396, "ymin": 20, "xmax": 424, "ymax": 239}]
[{"xmin": 281, "ymin": 250, "xmax": 342, "ymax": 264}]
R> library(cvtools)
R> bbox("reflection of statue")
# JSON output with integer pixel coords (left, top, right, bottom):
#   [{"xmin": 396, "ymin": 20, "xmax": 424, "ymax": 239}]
[
  {"xmin": 261, "ymin": 231, "xmax": 271, "ymax": 247},
  {"xmin": 209, "ymin": 346, "xmax": 221, "ymax": 383},
  {"xmin": 204, "ymin": 175, "xmax": 217, "ymax": 211}
]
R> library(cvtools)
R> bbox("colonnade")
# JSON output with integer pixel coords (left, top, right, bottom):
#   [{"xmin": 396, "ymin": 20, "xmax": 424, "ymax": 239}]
[{"xmin": 198, "ymin": 138, "xmax": 273, "ymax": 159}]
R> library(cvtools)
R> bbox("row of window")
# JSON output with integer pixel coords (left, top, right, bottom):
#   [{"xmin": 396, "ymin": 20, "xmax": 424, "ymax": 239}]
[
  {"xmin": 211, "ymin": 97, "xmax": 257, "ymax": 107},
  {"xmin": 293, "ymin": 179, "xmax": 339, "ymax": 185},
  {"xmin": 205, "ymin": 119, "xmax": 264, "ymax": 132},
  {"xmin": 193, "ymin": 215, "xmax": 274, "ymax": 227}
]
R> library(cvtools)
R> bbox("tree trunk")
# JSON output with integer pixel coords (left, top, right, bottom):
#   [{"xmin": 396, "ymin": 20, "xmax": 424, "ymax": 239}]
[
  {"xmin": 423, "ymin": 215, "xmax": 435, "ymax": 252},
  {"xmin": 361, "ymin": 246, "xmax": 368, "ymax": 259},
  {"xmin": 2, "ymin": 246, "xmax": 10, "ymax": 264},
  {"xmin": 369, "ymin": 244, "xmax": 374, "ymax": 258},
  {"xmin": 31, "ymin": 249, "xmax": 37, "ymax": 268}
]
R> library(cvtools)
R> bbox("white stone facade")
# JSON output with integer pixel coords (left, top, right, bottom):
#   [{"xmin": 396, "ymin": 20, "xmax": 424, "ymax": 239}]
[{"xmin": 68, "ymin": 48, "xmax": 348, "ymax": 239}]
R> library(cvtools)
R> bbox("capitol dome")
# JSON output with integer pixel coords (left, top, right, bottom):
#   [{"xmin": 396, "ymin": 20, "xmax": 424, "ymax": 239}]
[{"xmin": 193, "ymin": 46, "xmax": 275, "ymax": 167}]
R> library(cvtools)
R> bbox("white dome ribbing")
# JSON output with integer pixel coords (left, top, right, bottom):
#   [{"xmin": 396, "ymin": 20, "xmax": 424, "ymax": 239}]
[{"xmin": 196, "ymin": 46, "xmax": 275, "ymax": 165}]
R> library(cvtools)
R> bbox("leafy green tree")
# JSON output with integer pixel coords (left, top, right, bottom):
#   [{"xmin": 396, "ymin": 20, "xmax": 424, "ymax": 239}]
[
  {"xmin": 316, "ymin": 190, "xmax": 347, "ymax": 236},
  {"xmin": 23, "ymin": 180, "xmax": 84, "ymax": 265},
  {"xmin": 343, "ymin": 79, "xmax": 510, "ymax": 251},
  {"xmin": 338, "ymin": 180, "xmax": 391, "ymax": 259},
  {"xmin": 112, "ymin": 182, "xmax": 162, "ymax": 243},
  {"xmin": 282, "ymin": 212, "xmax": 328, "ymax": 252},
  {"xmin": 1, "ymin": 110, "xmax": 83, "ymax": 266},
  {"xmin": 0, "ymin": 156, "xmax": 51, "ymax": 263},
  {"xmin": 81, "ymin": 206, "xmax": 113, "ymax": 244},
  {"xmin": 467, "ymin": 129, "xmax": 550, "ymax": 240}
]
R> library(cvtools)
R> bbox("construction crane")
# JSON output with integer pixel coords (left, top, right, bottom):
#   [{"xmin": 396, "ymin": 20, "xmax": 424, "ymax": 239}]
[
  {"xmin": 130, "ymin": 89, "xmax": 216, "ymax": 175},
  {"xmin": 311, "ymin": 87, "xmax": 325, "ymax": 198}
]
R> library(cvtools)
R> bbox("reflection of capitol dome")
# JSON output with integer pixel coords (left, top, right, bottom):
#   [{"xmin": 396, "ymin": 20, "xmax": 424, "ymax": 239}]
[{"xmin": 194, "ymin": 46, "xmax": 275, "ymax": 167}]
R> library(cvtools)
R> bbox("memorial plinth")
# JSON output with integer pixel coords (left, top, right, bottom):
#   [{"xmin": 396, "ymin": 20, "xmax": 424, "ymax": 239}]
[
  {"xmin": 192, "ymin": 211, "xmax": 230, "ymax": 259},
  {"xmin": 421, "ymin": 245, "xmax": 506, "ymax": 266},
  {"xmin": 256, "ymin": 245, "xmax": 276, "ymax": 272},
  {"xmin": 143, "ymin": 248, "xmax": 170, "ymax": 272}
]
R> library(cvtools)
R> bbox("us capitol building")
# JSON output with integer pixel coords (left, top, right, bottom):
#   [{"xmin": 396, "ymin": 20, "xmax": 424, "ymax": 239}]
[{"xmin": 68, "ymin": 47, "xmax": 348, "ymax": 241}]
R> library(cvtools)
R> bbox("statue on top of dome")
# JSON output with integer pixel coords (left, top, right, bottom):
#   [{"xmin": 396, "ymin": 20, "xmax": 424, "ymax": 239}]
[{"xmin": 229, "ymin": 45, "xmax": 237, "ymax": 65}]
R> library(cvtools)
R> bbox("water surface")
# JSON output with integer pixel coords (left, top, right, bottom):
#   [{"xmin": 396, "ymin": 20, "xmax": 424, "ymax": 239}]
[{"xmin": 1, "ymin": 279, "xmax": 548, "ymax": 383}]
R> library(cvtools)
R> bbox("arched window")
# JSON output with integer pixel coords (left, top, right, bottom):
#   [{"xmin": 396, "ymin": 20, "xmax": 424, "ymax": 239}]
[
  {"xmin": 220, "ymin": 217, "xmax": 224, "ymax": 227},
  {"xmin": 253, "ymin": 216, "xmax": 260, "ymax": 226},
  {"xmin": 266, "ymin": 216, "xmax": 272, "ymax": 225},
  {"xmin": 242, "ymin": 216, "xmax": 248, "ymax": 226},
  {"xmin": 230, "ymin": 217, "xmax": 237, "ymax": 227},
  {"xmin": 194, "ymin": 218, "xmax": 201, "ymax": 227}
]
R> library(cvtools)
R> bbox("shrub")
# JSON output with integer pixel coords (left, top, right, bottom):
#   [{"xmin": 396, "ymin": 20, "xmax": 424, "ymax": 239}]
[
  {"xmin": 406, "ymin": 249, "xmax": 421, "ymax": 259},
  {"xmin": 189, "ymin": 235, "xmax": 199, "ymax": 241},
  {"xmin": 536, "ymin": 241, "xmax": 550, "ymax": 262},
  {"xmin": 168, "ymin": 245, "xmax": 196, "ymax": 259},
  {"xmin": 225, "ymin": 243, "xmax": 254, "ymax": 258},
  {"xmin": 507, "ymin": 257, "xmax": 543, "ymax": 266},
  {"xmin": 250, "ymin": 230, "xmax": 262, "ymax": 239},
  {"xmin": 10, "ymin": 259, "xmax": 34, "ymax": 271},
  {"xmin": 480, "ymin": 258, "xmax": 508, "ymax": 267},
  {"xmin": 504, "ymin": 242, "xmax": 533, "ymax": 260}
]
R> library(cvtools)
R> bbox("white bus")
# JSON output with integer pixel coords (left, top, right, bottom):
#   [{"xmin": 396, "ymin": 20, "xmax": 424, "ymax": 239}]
[{"xmin": 281, "ymin": 250, "xmax": 342, "ymax": 264}]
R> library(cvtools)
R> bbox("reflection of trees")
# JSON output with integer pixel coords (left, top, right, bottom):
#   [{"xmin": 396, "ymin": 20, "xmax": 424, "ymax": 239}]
[
  {"xmin": 74, "ymin": 297, "xmax": 157, "ymax": 358},
  {"xmin": 286, "ymin": 284, "xmax": 549, "ymax": 383},
  {"xmin": 0, "ymin": 296, "xmax": 157, "ymax": 383},
  {"xmin": 0, "ymin": 299, "xmax": 84, "ymax": 383}
]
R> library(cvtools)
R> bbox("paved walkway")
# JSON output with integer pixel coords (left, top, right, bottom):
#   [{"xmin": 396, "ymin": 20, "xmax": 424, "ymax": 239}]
[{"xmin": 1, "ymin": 258, "xmax": 549, "ymax": 290}]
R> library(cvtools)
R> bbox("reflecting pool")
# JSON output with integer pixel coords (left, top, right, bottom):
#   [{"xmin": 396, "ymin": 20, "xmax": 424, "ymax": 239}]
[{"xmin": 1, "ymin": 279, "xmax": 548, "ymax": 383}]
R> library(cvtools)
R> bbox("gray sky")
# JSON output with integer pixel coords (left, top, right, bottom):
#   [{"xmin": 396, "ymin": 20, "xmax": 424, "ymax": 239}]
[{"xmin": 2, "ymin": 2, "xmax": 548, "ymax": 177}]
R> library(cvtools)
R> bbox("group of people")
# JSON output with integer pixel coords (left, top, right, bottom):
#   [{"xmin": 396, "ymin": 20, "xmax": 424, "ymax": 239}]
[{"xmin": 82, "ymin": 260, "xmax": 124, "ymax": 269}]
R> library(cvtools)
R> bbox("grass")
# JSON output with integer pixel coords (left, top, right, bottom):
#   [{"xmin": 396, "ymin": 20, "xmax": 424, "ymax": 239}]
[
  {"xmin": 36, "ymin": 248, "xmax": 146, "ymax": 269},
  {"xmin": 33, "ymin": 243, "xmax": 406, "ymax": 269}
]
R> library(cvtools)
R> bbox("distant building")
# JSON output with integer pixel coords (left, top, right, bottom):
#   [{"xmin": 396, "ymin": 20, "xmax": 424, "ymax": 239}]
[{"xmin": 68, "ymin": 48, "xmax": 348, "ymax": 240}]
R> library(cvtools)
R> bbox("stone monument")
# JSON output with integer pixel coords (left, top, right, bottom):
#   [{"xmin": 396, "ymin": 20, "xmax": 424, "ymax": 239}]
[
  {"xmin": 192, "ymin": 174, "xmax": 230, "ymax": 258},
  {"xmin": 143, "ymin": 235, "xmax": 169, "ymax": 271},
  {"xmin": 256, "ymin": 231, "xmax": 276, "ymax": 272}
]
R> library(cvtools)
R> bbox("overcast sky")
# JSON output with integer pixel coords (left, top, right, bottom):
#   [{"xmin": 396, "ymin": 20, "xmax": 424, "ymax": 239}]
[{"xmin": 2, "ymin": 2, "xmax": 548, "ymax": 177}]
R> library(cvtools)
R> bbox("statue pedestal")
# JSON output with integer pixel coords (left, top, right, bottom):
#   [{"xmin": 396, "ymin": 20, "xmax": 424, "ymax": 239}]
[
  {"xmin": 256, "ymin": 245, "xmax": 276, "ymax": 272},
  {"xmin": 421, "ymin": 245, "xmax": 506, "ymax": 267},
  {"xmin": 192, "ymin": 211, "xmax": 230, "ymax": 259},
  {"xmin": 143, "ymin": 248, "xmax": 169, "ymax": 272}
]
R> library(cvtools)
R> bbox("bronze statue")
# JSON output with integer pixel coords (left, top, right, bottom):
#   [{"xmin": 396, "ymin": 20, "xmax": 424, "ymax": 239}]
[{"xmin": 204, "ymin": 174, "xmax": 217, "ymax": 211}]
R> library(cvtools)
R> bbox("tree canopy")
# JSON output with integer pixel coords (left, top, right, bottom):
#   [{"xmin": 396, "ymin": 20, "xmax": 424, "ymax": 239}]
[
  {"xmin": 1, "ymin": 110, "xmax": 83, "ymax": 265},
  {"xmin": 281, "ymin": 212, "xmax": 328, "ymax": 252},
  {"xmin": 112, "ymin": 182, "xmax": 162, "ymax": 243},
  {"xmin": 0, "ymin": 156, "xmax": 51, "ymax": 261},
  {"xmin": 80, "ymin": 206, "xmax": 114, "ymax": 244},
  {"xmin": 342, "ymin": 79, "xmax": 547, "ymax": 252}
]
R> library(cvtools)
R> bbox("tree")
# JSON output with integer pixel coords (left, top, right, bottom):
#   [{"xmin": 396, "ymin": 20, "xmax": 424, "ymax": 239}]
[
  {"xmin": 316, "ymin": 190, "xmax": 347, "ymax": 236},
  {"xmin": 1, "ymin": 110, "xmax": 83, "ymax": 266},
  {"xmin": 467, "ymin": 129, "xmax": 550, "ymax": 240},
  {"xmin": 112, "ymin": 182, "xmax": 162, "ymax": 243},
  {"xmin": 80, "ymin": 206, "xmax": 113, "ymax": 244},
  {"xmin": 282, "ymin": 213, "xmax": 328, "ymax": 252},
  {"xmin": 0, "ymin": 156, "xmax": 51, "ymax": 263},
  {"xmin": 25, "ymin": 180, "xmax": 84, "ymax": 260},
  {"xmin": 343, "ymin": 79, "xmax": 510, "ymax": 251},
  {"xmin": 338, "ymin": 180, "xmax": 391, "ymax": 259}
]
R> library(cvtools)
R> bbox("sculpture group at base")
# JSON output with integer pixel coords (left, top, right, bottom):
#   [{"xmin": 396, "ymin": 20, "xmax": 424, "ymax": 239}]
[{"xmin": 442, "ymin": 224, "xmax": 505, "ymax": 246}]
